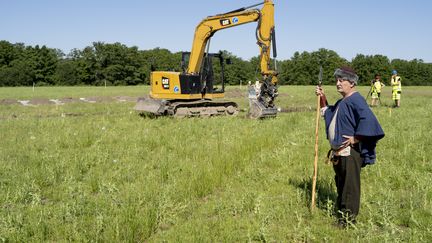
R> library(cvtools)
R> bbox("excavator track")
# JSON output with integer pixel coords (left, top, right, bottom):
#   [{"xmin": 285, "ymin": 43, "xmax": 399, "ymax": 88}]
[
  {"xmin": 168, "ymin": 100, "xmax": 238, "ymax": 118},
  {"xmin": 135, "ymin": 98, "xmax": 238, "ymax": 118}
]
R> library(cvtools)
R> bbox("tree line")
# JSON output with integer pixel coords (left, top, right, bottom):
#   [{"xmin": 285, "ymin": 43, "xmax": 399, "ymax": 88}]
[{"xmin": 1, "ymin": 40, "xmax": 431, "ymax": 87}]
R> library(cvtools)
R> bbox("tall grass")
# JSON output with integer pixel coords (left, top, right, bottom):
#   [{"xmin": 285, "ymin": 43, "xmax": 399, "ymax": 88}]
[{"xmin": 0, "ymin": 85, "xmax": 431, "ymax": 241}]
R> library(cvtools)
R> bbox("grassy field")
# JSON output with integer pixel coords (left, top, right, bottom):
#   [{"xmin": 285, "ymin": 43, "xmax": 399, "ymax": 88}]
[{"xmin": 1, "ymin": 85, "xmax": 431, "ymax": 242}]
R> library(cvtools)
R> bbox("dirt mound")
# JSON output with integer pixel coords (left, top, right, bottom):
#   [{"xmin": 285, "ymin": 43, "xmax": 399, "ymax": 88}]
[
  {"xmin": 60, "ymin": 97, "xmax": 81, "ymax": 104},
  {"xmin": 279, "ymin": 106, "xmax": 313, "ymax": 113},
  {"xmin": 115, "ymin": 96, "xmax": 138, "ymax": 102},
  {"xmin": 0, "ymin": 99, "xmax": 18, "ymax": 105},
  {"xmin": 81, "ymin": 96, "xmax": 115, "ymax": 103},
  {"xmin": 29, "ymin": 98, "xmax": 54, "ymax": 105}
]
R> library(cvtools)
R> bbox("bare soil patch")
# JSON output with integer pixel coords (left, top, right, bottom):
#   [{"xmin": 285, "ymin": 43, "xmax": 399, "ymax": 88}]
[
  {"xmin": 29, "ymin": 98, "xmax": 54, "ymax": 105},
  {"xmin": 0, "ymin": 96, "xmax": 140, "ymax": 106},
  {"xmin": 0, "ymin": 99, "xmax": 18, "ymax": 105}
]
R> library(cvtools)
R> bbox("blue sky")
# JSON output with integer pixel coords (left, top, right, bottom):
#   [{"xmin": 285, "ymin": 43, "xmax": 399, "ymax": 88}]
[{"xmin": 1, "ymin": 0, "xmax": 431, "ymax": 62}]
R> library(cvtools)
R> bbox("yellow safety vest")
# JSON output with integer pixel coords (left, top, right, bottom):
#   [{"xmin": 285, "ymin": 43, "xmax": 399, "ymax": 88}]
[
  {"xmin": 391, "ymin": 75, "xmax": 401, "ymax": 92},
  {"xmin": 374, "ymin": 81, "xmax": 383, "ymax": 93}
]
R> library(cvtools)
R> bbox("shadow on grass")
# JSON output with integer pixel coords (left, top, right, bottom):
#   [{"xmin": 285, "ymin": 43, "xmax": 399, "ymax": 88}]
[
  {"xmin": 138, "ymin": 112, "xmax": 160, "ymax": 119},
  {"xmin": 288, "ymin": 176, "xmax": 337, "ymax": 211}
]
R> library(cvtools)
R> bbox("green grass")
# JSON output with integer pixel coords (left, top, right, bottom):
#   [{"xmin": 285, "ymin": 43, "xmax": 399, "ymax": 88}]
[
  {"xmin": 0, "ymin": 85, "xmax": 431, "ymax": 241},
  {"xmin": 0, "ymin": 85, "xmax": 147, "ymax": 99}
]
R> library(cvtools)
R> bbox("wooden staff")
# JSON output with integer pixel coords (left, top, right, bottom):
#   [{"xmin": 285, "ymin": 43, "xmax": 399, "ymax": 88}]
[{"xmin": 311, "ymin": 66, "xmax": 323, "ymax": 210}]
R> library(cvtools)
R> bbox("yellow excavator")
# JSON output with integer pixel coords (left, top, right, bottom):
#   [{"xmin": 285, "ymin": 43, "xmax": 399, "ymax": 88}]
[{"xmin": 135, "ymin": 0, "xmax": 278, "ymax": 118}]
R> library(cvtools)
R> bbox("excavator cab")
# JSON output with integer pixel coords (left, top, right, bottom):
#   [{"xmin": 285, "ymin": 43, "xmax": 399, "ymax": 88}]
[{"xmin": 181, "ymin": 51, "xmax": 226, "ymax": 95}]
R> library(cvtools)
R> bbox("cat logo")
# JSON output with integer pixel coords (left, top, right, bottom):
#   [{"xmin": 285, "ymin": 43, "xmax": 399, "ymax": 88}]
[
  {"xmin": 161, "ymin": 77, "xmax": 170, "ymax": 89},
  {"xmin": 220, "ymin": 19, "xmax": 231, "ymax": 26}
]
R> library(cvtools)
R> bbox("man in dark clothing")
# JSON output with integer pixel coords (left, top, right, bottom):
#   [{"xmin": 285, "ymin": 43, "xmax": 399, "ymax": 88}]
[{"xmin": 315, "ymin": 66, "xmax": 385, "ymax": 227}]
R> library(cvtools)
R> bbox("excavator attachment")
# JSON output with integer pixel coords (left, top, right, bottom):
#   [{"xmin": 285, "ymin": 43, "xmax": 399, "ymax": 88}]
[
  {"xmin": 248, "ymin": 99, "xmax": 278, "ymax": 119},
  {"xmin": 247, "ymin": 81, "xmax": 278, "ymax": 119}
]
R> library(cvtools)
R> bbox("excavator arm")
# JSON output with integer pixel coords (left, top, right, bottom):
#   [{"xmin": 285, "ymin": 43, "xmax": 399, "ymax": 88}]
[
  {"xmin": 186, "ymin": 0, "xmax": 278, "ymax": 118},
  {"xmin": 255, "ymin": 0, "xmax": 277, "ymax": 80},
  {"xmin": 188, "ymin": 1, "xmax": 277, "ymax": 78},
  {"xmin": 187, "ymin": 9, "xmax": 260, "ymax": 73},
  {"xmin": 252, "ymin": 1, "xmax": 279, "ymax": 118}
]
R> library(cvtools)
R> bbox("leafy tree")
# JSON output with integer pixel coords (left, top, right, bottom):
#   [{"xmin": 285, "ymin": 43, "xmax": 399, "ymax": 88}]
[
  {"xmin": 222, "ymin": 51, "xmax": 254, "ymax": 85},
  {"xmin": 31, "ymin": 45, "xmax": 61, "ymax": 85},
  {"xmin": 0, "ymin": 60, "xmax": 33, "ymax": 86},
  {"xmin": 0, "ymin": 41, "xmax": 25, "ymax": 67},
  {"xmin": 54, "ymin": 59, "xmax": 80, "ymax": 85},
  {"xmin": 69, "ymin": 46, "xmax": 97, "ymax": 85},
  {"xmin": 311, "ymin": 48, "xmax": 348, "ymax": 85},
  {"xmin": 91, "ymin": 42, "xmax": 143, "ymax": 85},
  {"xmin": 140, "ymin": 48, "xmax": 182, "ymax": 84},
  {"xmin": 278, "ymin": 49, "xmax": 347, "ymax": 85},
  {"xmin": 0, "ymin": 42, "xmax": 59, "ymax": 86},
  {"xmin": 1, "ymin": 40, "xmax": 432, "ymax": 86},
  {"xmin": 351, "ymin": 54, "xmax": 391, "ymax": 86}
]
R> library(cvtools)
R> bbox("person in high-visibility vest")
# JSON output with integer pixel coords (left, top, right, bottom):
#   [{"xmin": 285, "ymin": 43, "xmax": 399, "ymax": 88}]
[
  {"xmin": 391, "ymin": 70, "xmax": 402, "ymax": 107},
  {"xmin": 370, "ymin": 74, "xmax": 385, "ymax": 107}
]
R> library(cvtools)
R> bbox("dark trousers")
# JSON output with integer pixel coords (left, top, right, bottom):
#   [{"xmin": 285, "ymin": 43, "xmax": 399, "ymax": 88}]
[{"xmin": 333, "ymin": 148, "xmax": 362, "ymax": 220}]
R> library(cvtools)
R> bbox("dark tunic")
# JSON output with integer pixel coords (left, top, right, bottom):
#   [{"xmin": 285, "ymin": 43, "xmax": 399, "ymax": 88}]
[{"xmin": 324, "ymin": 92, "xmax": 385, "ymax": 166}]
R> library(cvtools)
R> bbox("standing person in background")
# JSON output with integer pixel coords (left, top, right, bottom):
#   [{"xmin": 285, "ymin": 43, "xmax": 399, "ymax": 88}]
[
  {"xmin": 370, "ymin": 74, "xmax": 385, "ymax": 107},
  {"xmin": 391, "ymin": 70, "xmax": 402, "ymax": 107},
  {"xmin": 315, "ymin": 66, "xmax": 385, "ymax": 228}
]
